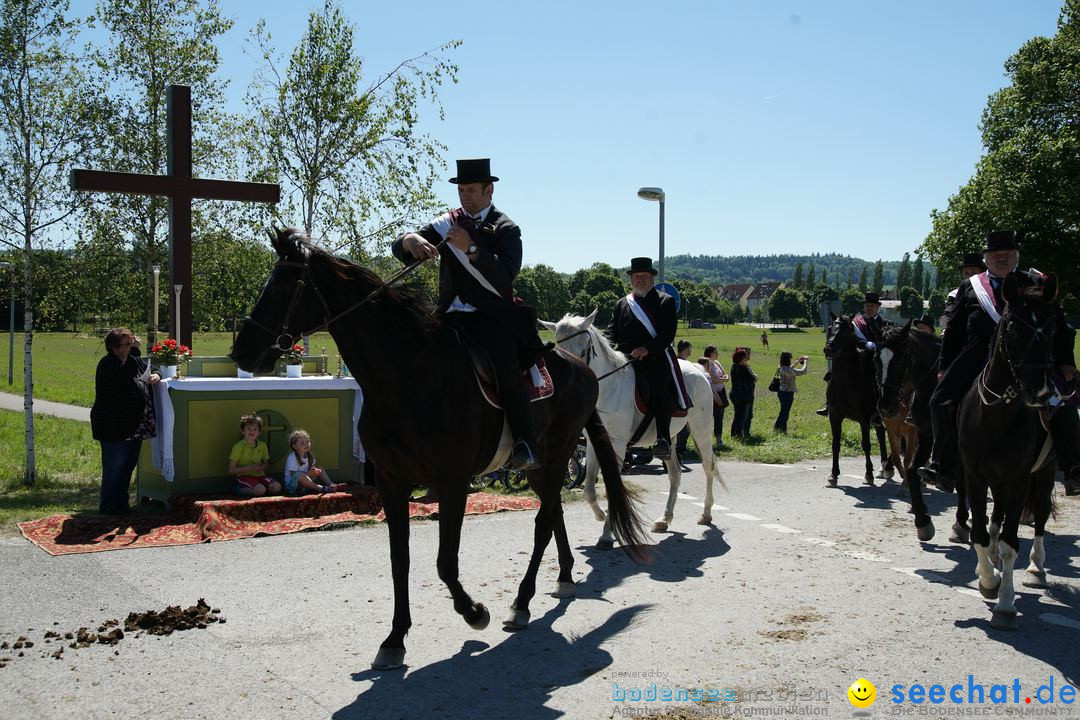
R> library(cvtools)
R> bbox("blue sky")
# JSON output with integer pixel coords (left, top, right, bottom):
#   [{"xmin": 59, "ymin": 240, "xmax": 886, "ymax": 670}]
[{"xmin": 78, "ymin": 0, "xmax": 1066, "ymax": 273}]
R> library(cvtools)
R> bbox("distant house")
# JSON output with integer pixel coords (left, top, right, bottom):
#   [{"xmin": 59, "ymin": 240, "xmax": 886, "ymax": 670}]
[
  {"xmin": 745, "ymin": 281, "xmax": 786, "ymax": 319},
  {"xmin": 717, "ymin": 283, "xmax": 753, "ymax": 310}
]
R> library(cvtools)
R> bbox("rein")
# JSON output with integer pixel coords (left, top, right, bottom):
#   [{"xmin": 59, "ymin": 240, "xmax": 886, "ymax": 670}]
[
  {"xmin": 554, "ymin": 326, "xmax": 635, "ymax": 382},
  {"xmin": 976, "ymin": 306, "xmax": 1054, "ymax": 407}
]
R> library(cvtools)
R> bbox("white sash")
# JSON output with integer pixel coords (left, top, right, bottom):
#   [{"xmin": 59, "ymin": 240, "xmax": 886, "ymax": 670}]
[
  {"xmin": 625, "ymin": 293, "xmax": 658, "ymax": 338},
  {"xmin": 448, "ymin": 244, "xmax": 501, "ymax": 298},
  {"xmin": 969, "ymin": 272, "xmax": 1002, "ymax": 325}
]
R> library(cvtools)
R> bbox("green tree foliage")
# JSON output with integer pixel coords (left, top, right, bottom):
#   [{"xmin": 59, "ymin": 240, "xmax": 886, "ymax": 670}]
[
  {"xmin": 191, "ymin": 226, "xmax": 274, "ymax": 331},
  {"xmin": 247, "ymin": 0, "xmax": 460, "ymax": 253},
  {"xmin": 922, "ymin": 0, "xmax": 1080, "ymax": 312},
  {"xmin": 928, "ymin": 289, "xmax": 946, "ymax": 320},
  {"xmin": 672, "ymin": 278, "xmax": 720, "ymax": 322},
  {"xmin": 858, "ymin": 265, "xmax": 868, "ymax": 291},
  {"xmin": 841, "ymin": 287, "xmax": 864, "ymax": 316},
  {"xmin": 896, "ymin": 252, "xmax": 912, "ymax": 290},
  {"xmin": 515, "ymin": 264, "xmax": 569, "ymax": 322},
  {"xmin": 662, "ymin": 253, "xmax": 902, "ymax": 287},
  {"xmin": 806, "ymin": 264, "xmax": 816, "ymax": 289},
  {"xmin": 791, "ymin": 262, "xmax": 803, "ymax": 290},
  {"xmin": 912, "ymin": 256, "xmax": 924, "ymax": 294},
  {"xmin": 898, "ymin": 287, "xmax": 924, "ymax": 319},
  {"xmin": 806, "ymin": 284, "xmax": 839, "ymax": 325},
  {"xmin": 767, "ymin": 287, "xmax": 806, "ymax": 327},
  {"xmin": 872, "ymin": 260, "xmax": 884, "ymax": 293}
]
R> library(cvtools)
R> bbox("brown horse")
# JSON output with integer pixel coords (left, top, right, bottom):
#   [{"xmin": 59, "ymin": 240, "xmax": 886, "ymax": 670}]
[{"xmin": 230, "ymin": 228, "xmax": 649, "ymax": 669}]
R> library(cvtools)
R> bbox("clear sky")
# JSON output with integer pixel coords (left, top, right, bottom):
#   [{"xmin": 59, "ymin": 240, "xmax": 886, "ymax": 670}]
[{"xmin": 77, "ymin": 0, "xmax": 1067, "ymax": 273}]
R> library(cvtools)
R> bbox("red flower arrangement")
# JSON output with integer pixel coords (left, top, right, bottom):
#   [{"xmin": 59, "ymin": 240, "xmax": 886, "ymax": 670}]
[
  {"xmin": 149, "ymin": 338, "xmax": 191, "ymax": 366},
  {"xmin": 285, "ymin": 343, "xmax": 305, "ymax": 365}
]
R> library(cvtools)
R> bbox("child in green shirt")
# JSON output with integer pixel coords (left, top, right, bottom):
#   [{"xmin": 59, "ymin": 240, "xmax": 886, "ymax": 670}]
[{"xmin": 228, "ymin": 412, "xmax": 282, "ymax": 497}]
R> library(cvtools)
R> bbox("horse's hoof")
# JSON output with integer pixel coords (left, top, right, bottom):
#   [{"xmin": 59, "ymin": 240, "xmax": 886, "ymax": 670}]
[
  {"xmin": 552, "ymin": 581, "xmax": 577, "ymax": 598},
  {"xmin": 466, "ymin": 603, "xmax": 490, "ymax": 630},
  {"xmin": 978, "ymin": 581, "xmax": 1000, "ymax": 600},
  {"xmin": 1022, "ymin": 570, "xmax": 1048, "ymax": 589},
  {"xmin": 864, "ymin": 475, "xmax": 875, "ymax": 486},
  {"xmin": 875, "ymin": 470, "xmax": 887, "ymax": 480},
  {"xmin": 591, "ymin": 508, "xmax": 607, "ymax": 522},
  {"xmin": 596, "ymin": 538, "xmax": 614, "ymax": 551},
  {"xmin": 949, "ymin": 523, "xmax": 970, "ymax": 544},
  {"xmin": 916, "ymin": 521, "xmax": 935, "ymax": 542},
  {"xmin": 371, "ymin": 647, "xmax": 406, "ymax": 670},
  {"xmin": 827, "ymin": 476, "xmax": 838, "ymax": 488},
  {"xmin": 503, "ymin": 605, "xmax": 531, "ymax": 631},
  {"xmin": 651, "ymin": 520, "xmax": 669, "ymax": 533},
  {"xmin": 697, "ymin": 513, "xmax": 711, "ymax": 526},
  {"xmin": 990, "ymin": 609, "xmax": 1018, "ymax": 630},
  {"xmin": 883, "ymin": 468, "xmax": 895, "ymax": 480}
]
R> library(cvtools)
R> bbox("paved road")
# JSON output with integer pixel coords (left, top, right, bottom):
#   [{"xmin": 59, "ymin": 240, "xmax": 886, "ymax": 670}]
[
  {"xmin": 0, "ymin": 392, "xmax": 89, "ymax": 422},
  {"xmin": 0, "ymin": 457, "xmax": 1077, "ymax": 719}
]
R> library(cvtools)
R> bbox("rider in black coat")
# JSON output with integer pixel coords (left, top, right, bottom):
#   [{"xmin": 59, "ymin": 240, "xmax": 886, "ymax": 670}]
[
  {"xmin": 392, "ymin": 159, "xmax": 542, "ymax": 470},
  {"xmin": 607, "ymin": 257, "xmax": 685, "ymax": 460},
  {"xmin": 918, "ymin": 231, "xmax": 1079, "ymax": 495}
]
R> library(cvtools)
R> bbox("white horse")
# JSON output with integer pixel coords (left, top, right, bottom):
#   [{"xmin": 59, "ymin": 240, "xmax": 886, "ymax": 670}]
[{"xmin": 542, "ymin": 312, "xmax": 725, "ymax": 544}]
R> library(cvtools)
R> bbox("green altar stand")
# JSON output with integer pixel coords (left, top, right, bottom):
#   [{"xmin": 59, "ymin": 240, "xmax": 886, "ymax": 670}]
[{"xmin": 137, "ymin": 358, "xmax": 363, "ymax": 510}]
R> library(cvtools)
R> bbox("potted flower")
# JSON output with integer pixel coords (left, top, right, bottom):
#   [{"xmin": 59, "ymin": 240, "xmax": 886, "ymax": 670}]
[
  {"xmin": 149, "ymin": 338, "xmax": 191, "ymax": 379},
  {"xmin": 285, "ymin": 343, "xmax": 305, "ymax": 378}
]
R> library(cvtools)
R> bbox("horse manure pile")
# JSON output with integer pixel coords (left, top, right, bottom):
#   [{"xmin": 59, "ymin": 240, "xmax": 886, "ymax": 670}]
[{"xmin": 0, "ymin": 599, "xmax": 224, "ymax": 669}]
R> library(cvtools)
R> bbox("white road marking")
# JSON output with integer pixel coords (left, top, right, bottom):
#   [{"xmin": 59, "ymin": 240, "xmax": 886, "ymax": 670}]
[
  {"xmin": 1041, "ymin": 613, "xmax": 1080, "ymax": 631},
  {"xmin": 761, "ymin": 523, "xmax": 801, "ymax": 534},
  {"xmin": 659, "ymin": 491, "xmax": 697, "ymax": 500},
  {"xmin": 692, "ymin": 503, "xmax": 728, "ymax": 511},
  {"xmin": 725, "ymin": 512, "xmax": 761, "ymax": 521},
  {"xmin": 801, "ymin": 537, "xmax": 836, "ymax": 547},
  {"xmin": 955, "ymin": 587, "xmax": 989, "ymax": 600}
]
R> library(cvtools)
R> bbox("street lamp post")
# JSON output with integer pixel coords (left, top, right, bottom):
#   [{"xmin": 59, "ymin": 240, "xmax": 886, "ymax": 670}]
[
  {"xmin": 0, "ymin": 262, "xmax": 11, "ymax": 385},
  {"xmin": 173, "ymin": 284, "xmax": 183, "ymax": 342},
  {"xmin": 636, "ymin": 187, "xmax": 666, "ymax": 283},
  {"xmin": 151, "ymin": 265, "xmax": 160, "ymax": 344}
]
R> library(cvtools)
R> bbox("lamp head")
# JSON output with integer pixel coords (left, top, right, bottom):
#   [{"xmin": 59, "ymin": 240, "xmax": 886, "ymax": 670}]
[
  {"xmin": 637, "ymin": 186, "xmax": 665, "ymax": 202},
  {"xmin": 152, "ymin": 264, "xmax": 160, "ymax": 276}
]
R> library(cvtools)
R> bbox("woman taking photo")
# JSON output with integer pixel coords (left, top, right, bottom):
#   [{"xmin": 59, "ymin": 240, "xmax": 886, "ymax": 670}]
[{"xmin": 773, "ymin": 351, "xmax": 809, "ymax": 433}]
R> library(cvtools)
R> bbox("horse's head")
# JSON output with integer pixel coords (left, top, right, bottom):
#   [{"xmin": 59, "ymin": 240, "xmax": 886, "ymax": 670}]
[
  {"xmin": 541, "ymin": 310, "xmax": 599, "ymax": 365},
  {"xmin": 876, "ymin": 321, "xmax": 912, "ymax": 417},
  {"xmin": 230, "ymin": 226, "xmax": 331, "ymax": 374},
  {"xmin": 996, "ymin": 272, "xmax": 1059, "ymax": 407},
  {"xmin": 823, "ymin": 313, "xmax": 855, "ymax": 360}
]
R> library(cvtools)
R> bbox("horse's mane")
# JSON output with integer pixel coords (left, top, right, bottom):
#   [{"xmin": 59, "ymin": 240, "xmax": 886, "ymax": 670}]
[
  {"xmin": 587, "ymin": 322, "xmax": 629, "ymax": 367},
  {"xmin": 308, "ymin": 242, "xmax": 440, "ymax": 342}
]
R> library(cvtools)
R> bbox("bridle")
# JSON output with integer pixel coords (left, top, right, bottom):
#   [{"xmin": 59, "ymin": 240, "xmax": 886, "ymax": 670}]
[
  {"xmin": 554, "ymin": 325, "xmax": 635, "ymax": 381},
  {"xmin": 977, "ymin": 304, "xmax": 1055, "ymax": 407},
  {"xmin": 242, "ymin": 235, "xmax": 445, "ymax": 364}
]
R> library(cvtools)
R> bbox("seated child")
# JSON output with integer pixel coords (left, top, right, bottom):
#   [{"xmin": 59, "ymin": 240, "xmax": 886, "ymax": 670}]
[
  {"xmin": 283, "ymin": 429, "xmax": 334, "ymax": 495},
  {"xmin": 228, "ymin": 412, "xmax": 282, "ymax": 497}
]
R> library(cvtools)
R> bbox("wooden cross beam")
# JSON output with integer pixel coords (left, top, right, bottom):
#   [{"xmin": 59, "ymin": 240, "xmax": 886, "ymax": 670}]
[{"xmin": 71, "ymin": 85, "xmax": 280, "ymax": 348}]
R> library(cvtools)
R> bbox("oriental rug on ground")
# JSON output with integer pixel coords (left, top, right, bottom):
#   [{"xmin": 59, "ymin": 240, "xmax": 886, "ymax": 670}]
[{"xmin": 18, "ymin": 488, "xmax": 540, "ymax": 556}]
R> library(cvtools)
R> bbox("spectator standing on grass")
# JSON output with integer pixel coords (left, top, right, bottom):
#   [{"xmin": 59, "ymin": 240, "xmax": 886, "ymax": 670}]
[
  {"xmin": 701, "ymin": 344, "xmax": 730, "ymax": 449},
  {"xmin": 773, "ymin": 351, "xmax": 809, "ymax": 433},
  {"xmin": 729, "ymin": 348, "xmax": 757, "ymax": 438},
  {"xmin": 91, "ymin": 328, "xmax": 160, "ymax": 515}
]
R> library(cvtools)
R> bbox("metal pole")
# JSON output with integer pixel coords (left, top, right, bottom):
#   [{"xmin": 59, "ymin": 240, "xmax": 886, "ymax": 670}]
[
  {"xmin": 7, "ymin": 281, "xmax": 13, "ymax": 385},
  {"xmin": 173, "ymin": 285, "xmax": 183, "ymax": 341},
  {"xmin": 658, "ymin": 199, "xmax": 666, "ymax": 284},
  {"xmin": 151, "ymin": 267, "xmax": 160, "ymax": 344}
]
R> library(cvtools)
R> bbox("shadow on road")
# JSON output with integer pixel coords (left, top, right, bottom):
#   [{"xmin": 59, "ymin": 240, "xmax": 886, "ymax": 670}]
[{"xmin": 336, "ymin": 602, "xmax": 651, "ymax": 720}]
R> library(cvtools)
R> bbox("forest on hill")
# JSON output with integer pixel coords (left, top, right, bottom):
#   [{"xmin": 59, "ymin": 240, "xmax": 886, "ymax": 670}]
[{"xmin": 663, "ymin": 253, "xmax": 910, "ymax": 287}]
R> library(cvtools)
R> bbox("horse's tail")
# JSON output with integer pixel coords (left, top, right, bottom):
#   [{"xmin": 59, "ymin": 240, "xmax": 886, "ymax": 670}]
[{"xmin": 583, "ymin": 409, "xmax": 651, "ymax": 563}]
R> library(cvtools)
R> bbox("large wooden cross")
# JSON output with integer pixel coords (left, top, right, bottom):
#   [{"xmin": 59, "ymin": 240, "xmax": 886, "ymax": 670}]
[{"xmin": 71, "ymin": 85, "xmax": 280, "ymax": 348}]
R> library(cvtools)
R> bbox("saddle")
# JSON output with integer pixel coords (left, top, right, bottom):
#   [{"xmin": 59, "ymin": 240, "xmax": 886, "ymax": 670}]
[{"xmin": 453, "ymin": 328, "xmax": 554, "ymax": 410}]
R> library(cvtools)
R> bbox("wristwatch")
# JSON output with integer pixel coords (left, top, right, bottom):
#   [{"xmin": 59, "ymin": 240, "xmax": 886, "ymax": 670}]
[{"xmin": 467, "ymin": 243, "xmax": 478, "ymax": 256}]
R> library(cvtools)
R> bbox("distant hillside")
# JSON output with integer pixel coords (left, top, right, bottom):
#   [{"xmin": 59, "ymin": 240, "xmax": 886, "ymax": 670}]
[{"xmin": 663, "ymin": 253, "xmax": 906, "ymax": 287}]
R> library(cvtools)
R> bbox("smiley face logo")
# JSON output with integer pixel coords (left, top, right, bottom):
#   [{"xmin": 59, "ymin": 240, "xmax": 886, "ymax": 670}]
[{"xmin": 848, "ymin": 678, "xmax": 876, "ymax": 708}]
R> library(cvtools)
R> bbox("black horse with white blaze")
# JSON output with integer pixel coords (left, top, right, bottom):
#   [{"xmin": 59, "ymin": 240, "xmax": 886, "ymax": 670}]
[{"xmin": 230, "ymin": 228, "xmax": 649, "ymax": 669}]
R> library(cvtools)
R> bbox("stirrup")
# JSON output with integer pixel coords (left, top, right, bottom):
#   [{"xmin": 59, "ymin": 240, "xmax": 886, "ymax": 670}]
[
  {"xmin": 509, "ymin": 440, "xmax": 540, "ymax": 471},
  {"xmin": 651, "ymin": 439, "xmax": 671, "ymax": 460}
]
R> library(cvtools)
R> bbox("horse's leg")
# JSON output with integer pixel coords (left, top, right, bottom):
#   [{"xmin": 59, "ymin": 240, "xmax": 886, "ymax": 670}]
[
  {"xmin": 878, "ymin": 421, "xmax": 897, "ymax": 480},
  {"xmin": 907, "ymin": 451, "xmax": 935, "ymax": 542},
  {"xmin": 505, "ymin": 466, "xmax": 562, "ymax": 630},
  {"xmin": 1023, "ymin": 465, "xmax": 1054, "ymax": 589},
  {"xmin": 550, "ymin": 508, "xmax": 577, "ymax": 598},
  {"xmin": 989, "ymin": 502, "xmax": 1004, "ymax": 569},
  {"xmin": 990, "ymin": 500, "xmax": 1023, "ymax": 629},
  {"xmin": 653, "ymin": 426, "xmax": 681, "ymax": 532},
  {"xmin": 862, "ymin": 423, "xmax": 875, "ymax": 485},
  {"xmin": 950, "ymin": 464, "xmax": 971, "ymax": 544},
  {"xmin": 581, "ymin": 441, "xmax": 615, "ymax": 549},
  {"xmin": 435, "ymin": 484, "xmax": 490, "ymax": 632},
  {"xmin": 969, "ymin": 476, "xmax": 1000, "ymax": 601},
  {"xmin": 828, "ymin": 414, "xmax": 842, "ymax": 486},
  {"xmin": 692, "ymin": 412, "xmax": 719, "ymax": 526},
  {"xmin": 371, "ymin": 481, "xmax": 412, "ymax": 670}
]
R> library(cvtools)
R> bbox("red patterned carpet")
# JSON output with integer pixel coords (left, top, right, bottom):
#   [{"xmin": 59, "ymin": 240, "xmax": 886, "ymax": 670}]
[{"xmin": 18, "ymin": 488, "xmax": 540, "ymax": 556}]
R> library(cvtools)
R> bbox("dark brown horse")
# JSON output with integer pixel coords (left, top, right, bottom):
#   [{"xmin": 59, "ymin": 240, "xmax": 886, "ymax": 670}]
[
  {"xmin": 822, "ymin": 313, "xmax": 889, "ymax": 487},
  {"xmin": 957, "ymin": 274, "xmax": 1058, "ymax": 629},
  {"xmin": 230, "ymin": 228, "xmax": 649, "ymax": 669}
]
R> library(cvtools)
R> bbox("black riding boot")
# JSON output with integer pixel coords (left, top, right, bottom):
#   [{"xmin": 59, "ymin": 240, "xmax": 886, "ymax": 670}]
[
  {"xmin": 499, "ymin": 371, "xmax": 540, "ymax": 471},
  {"xmin": 918, "ymin": 401, "xmax": 957, "ymax": 492}
]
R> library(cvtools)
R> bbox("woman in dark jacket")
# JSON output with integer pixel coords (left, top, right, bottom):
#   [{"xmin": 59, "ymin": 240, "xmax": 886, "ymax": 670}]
[
  {"xmin": 90, "ymin": 328, "xmax": 160, "ymax": 514},
  {"xmin": 729, "ymin": 347, "xmax": 757, "ymax": 439}
]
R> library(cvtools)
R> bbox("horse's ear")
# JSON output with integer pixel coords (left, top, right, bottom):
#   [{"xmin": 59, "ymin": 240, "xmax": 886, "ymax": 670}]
[
  {"xmin": 584, "ymin": 308, "xmax": 598, "ymax": 328},
  {"xmin": 538, "ymin": 320, "xmax": 558, "ymax": 332}
]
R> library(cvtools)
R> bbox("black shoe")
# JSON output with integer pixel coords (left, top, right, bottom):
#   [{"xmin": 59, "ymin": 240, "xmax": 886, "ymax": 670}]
[
  {"xmin": 509, "ymin": 440, "xmax": 540, "ymax": 471},
  {"xmin": 823, "ymin": 371, "xmax": 832, "ymax": 382},
  {"xmin": 651, "ymin": 439, "xmax": 671, "ymax": 461},
  {"xmin": 815, "ymin": 406, "xmax": 829, "ymax": 417}
]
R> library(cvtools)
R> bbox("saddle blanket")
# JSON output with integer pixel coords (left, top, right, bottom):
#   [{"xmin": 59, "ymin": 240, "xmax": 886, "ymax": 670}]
[{"xmin": 477, "ymin": 358, "xmax": 554, "ymax": 410}]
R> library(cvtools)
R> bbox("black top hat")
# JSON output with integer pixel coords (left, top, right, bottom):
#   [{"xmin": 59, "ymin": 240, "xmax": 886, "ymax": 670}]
[
  {"xmin": 984, "ymin": 230, "xmax": 1021, "ymax": 252},
  {"xmin": 626, "ymin": 257, "xmax": 658, "ymax": 275},
  {"xmin": 449, "ymin": 158, "xmax": 499, "ymax": 184},
  {"xmin": 915, "ymin": 314, "xmax": 935, "ymax": 329},
  {"xmin": 959, "ymin": 252, "xmax": 987, "ymax": 271},
  {"xmin": 864, "ymin": 292, "xmax": 881, "ymax": 305}
]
